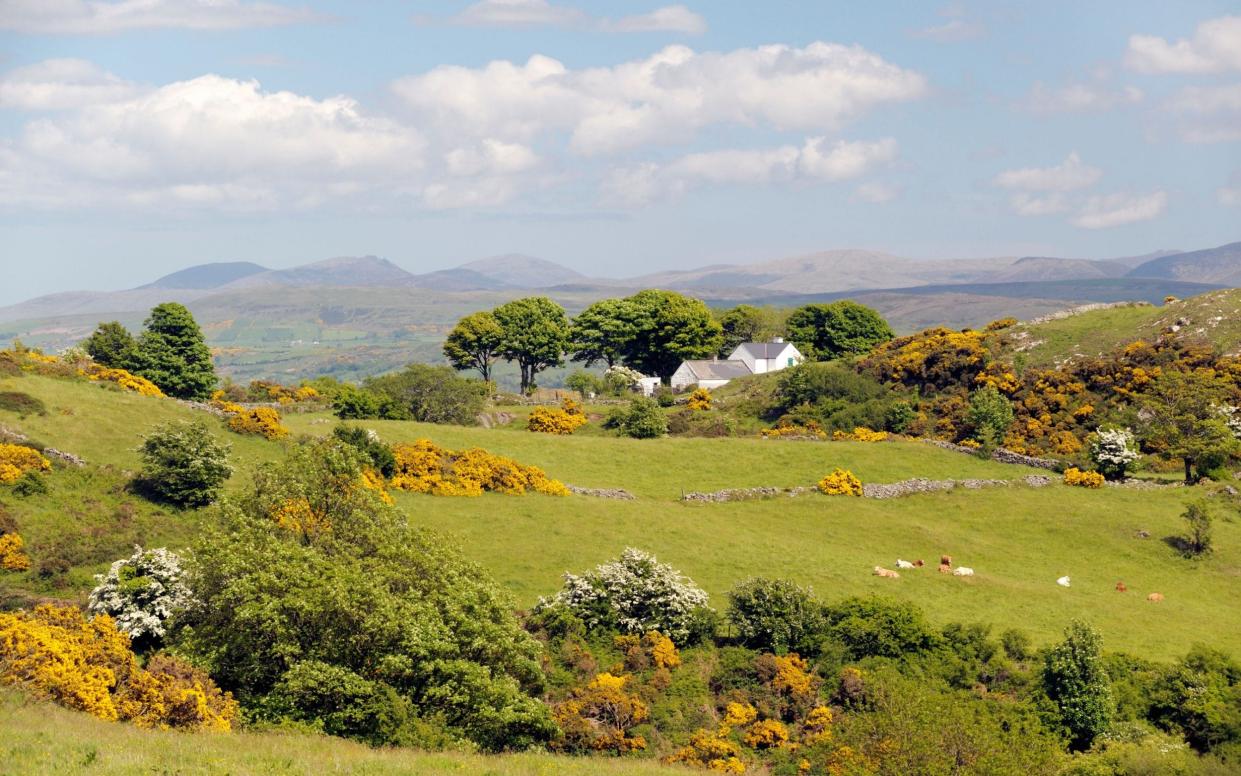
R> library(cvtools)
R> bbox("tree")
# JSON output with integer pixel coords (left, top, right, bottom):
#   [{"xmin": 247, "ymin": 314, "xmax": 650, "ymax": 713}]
[
  {"xmin": 727, "ymin": 577, "xmax": 826, "ymax": 655},
  {"xmin": 1138, "ymin": 371, "xmax": 1241, "ymax": 483},
  {"xmin": 717, "ymin": 305, "xmax": 781, "ymax": 357},
  {"xmin": 570, "ymin": 298, "xmax": 639, "ymax": 368},
  {"xmin": 137, "ymin": 421, "xmax": 232, "ymax": 508},
  {"xmin": 82, "ymin": 321, "xmax": 140, "ymax": 370},
  {"xmin": 785, "ymin": 301, "xmax": 893, "ymax": 361},
  {"xmin": 174, "ymin": 440, "xmax": 556, "ymax": 751},
  {"xmin": 443, "ymin": 311, "xmax": 504, "ymax": 383},
  {"xmin": 1042, "ymin": 620, "xmax": 1113, "ymax": 750},
  {"xmin": 492, "ymin": 297, "xmax": 571, "ymax": 393},
  {"xmin": 88, "ymin": 546, "xmax": 195, "ymax": 651},
  {"xmin": 365, "ymin": 364, "xmax": 488, "ymax": 425},
  {"xmin": 967, "ymin": 384, "xmax": 1014, "ymax": 448},
  {"xmin": 1088, "ymin": 427, "xmax": 1140, "ymax": 481},
  {"xmin": 135, "ymin": 303, "xmax": 217, "ymax": 400},
  {"xmin": 1178, "ymin": 500, "xmax": 1213, "ymax": 557},
  {"xmin": 619, "ymin": 290, "xmax": 722, "ymax": 381}
]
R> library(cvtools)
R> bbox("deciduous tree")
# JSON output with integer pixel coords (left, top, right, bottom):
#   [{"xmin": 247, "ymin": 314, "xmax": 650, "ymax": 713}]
[
  {"xmin": 493, "ymin": 297, "xmax": 571, "ymax": 392},
  {"xmin": 443, "ymin": 311, "xmax": 504, "ymax": 383},
  {"xmin": 786, "ymin": 301, "xmax": 893, "ymax": 361}
]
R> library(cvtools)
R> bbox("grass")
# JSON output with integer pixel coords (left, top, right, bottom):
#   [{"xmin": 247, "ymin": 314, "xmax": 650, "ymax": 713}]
[{"xmin": 0, "ymin": 689, "xmax": 686, "ymax": 776}]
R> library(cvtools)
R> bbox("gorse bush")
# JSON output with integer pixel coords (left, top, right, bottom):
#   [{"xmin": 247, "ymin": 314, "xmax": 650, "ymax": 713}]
[
  {"xmin": 527, "ymin": 403, "xmax": 588, "ymax": 434},
  {"xmin": 227, "ymin": 407, "xmax": 289, "ymax": 440},
  {"xmin": 389, "ymin": 439, "xmax": 567, "ymax": 496},
  {"xmin": 137, "ymin": 421, "xmax": 232, "ymax": 508},
  {"xmin": 0, "ymin": 532, "xmax": 31, "ymax": 571},
  {"xmin": 0, "ymin": 604, "xmax": 237, "ymax": 730},
  {"xmin": 817, "ymin": 468, "xmax": 862, "ymax": 496},
  {"xmin": 175, "ymin": 440, "xmax": 556, "ymax": 751},
  {"xmin": 1063, "ymin": 467, "xmax": 1105, "ymax": 489},
  {"xmin": 687, "ymin": 387, "xmax": 713, "ymax": 411},
  {"xmin": 0, "ymin": 443, "xmax": 50, "ymax": 485},
  {"xmin": 539, "ymin": 548, "xmax": 713, "ymax": 643},
  {"xmin": 88, "ymin": 547, "xmax": 196, "ymax": 649},
  {"xmin": 86, "ymin": 366, "xmax": 164, "ymax": 397}
]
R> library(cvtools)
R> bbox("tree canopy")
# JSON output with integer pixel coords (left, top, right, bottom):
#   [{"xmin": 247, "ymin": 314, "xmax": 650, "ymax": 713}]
[
  {"xmin": 492, "ymin": 297, "xmax": 571, "ymax": 393},
  {"xmin": 83, "ymin": 321, "xmax": 140, "ymax": 370},
  {"xmin": 134, "ymin": 303, "xmax": 217, "ymax": 400},
  {"xmin": 570, "ymin": 298, "xmax": 640, "ymax": 368},
  {"xmin": 1138, "ymin": 370, "xmax": 1241, "ymax": 482},
  {"xmin": 785, "ymin": 301, "xmax": 893, "ymax": 361},
  {"xmin": 442, "ymin": 311, "xmax": 504, "ymax": 383},
  {"xmin": 620, "ymin": 290, "xmax": 723, "ymax": 380}
]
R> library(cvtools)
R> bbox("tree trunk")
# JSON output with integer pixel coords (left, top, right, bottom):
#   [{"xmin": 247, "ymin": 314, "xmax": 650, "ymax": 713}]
[{"xmin": 1184, "ymin": 457, "xmax": 1194, "ymax": 484}]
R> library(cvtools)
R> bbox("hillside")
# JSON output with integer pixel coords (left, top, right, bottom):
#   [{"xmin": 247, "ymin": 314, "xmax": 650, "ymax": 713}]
[
  {"xmin": 1128, "ymin": 241, "xmax": 1241, "ymax": 285},
  {"xmin": 459, "ymin": 254, "xmax": 588, "ymax": 288},
  {"xmin": 144, "ymin": 261, "xmax": 269, "ymax": 290}
]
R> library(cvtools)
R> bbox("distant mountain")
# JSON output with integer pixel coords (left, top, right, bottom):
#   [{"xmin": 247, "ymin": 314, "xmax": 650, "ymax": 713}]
[
  {"xmin": 413, "ymin": 268, "xmax": 512, "ymax": 292},
  {"xmin": 144, "ymin": 261, "xmax": 269, "ymax": 290},
  {"xmin": 458, "ymin": 254, "xmax": 587, "ymax": 288},
  {"xmin": 225, "ymin": 256, "xmax": 419, "ymax": 289},
  {"xmin": 1127, "ymin": 242, "xmax": 1241, "ymax": 285},
  {"xmin": 987, "ymin": 256, "xmax": 1129, "ymax": 283}
]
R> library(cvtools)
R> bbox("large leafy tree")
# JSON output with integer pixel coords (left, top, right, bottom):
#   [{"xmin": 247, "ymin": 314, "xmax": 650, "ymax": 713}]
[
  {"xmin": 786, "ymin": 301, "xmax": 893, "ymax": 361},
  {"xmin": 365, "ymin": 364, "xmax": 488, "ymax": 424},
  {"xmin": 443, "ymin": 311, "xmax": 504, "ymax": 383},
  {"xmin": 1042, "ymin": 620, "xmax": 1113, "ymax": 750},
  {"xmin": 492, "ymin": 297, "xmax": 571, "ymax": 393},
  {"xmin": 620, "ymin": 289, "xmax": 723, "ymax": 381},
  {"xmin": 82, "ymin": 321, "xmax": 140, "ymax": 370},
  {"xmin": 135, "ymin": 303, "xmax": 217, "ymax": 400},
  {"xmin": 175, "ymin": 440, "xmax": 556, "ymax": 751},
  {"xmin": 1138, "ymin": 370, "xmax": 1240, "ymax": 483},
  {"xmin": 570, "ymin": 298, "xmax": 639, "ymax": 368},
  {"xmin": 716, "ymin": 305, "xmax": 782, "ymax": 357}
]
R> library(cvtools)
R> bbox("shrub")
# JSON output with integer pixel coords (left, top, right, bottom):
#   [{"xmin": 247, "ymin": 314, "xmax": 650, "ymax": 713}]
[
  {"xmin": 364, "ymin": 364, "xmax": 488, "ymax": 425},
  {"xmin": 832, "ymin": 426, "xmax": 888, "ymax": 442},
  {"xmin": 137, "ymin": 421, "xmax": 232, "ymax": 508},
  {"xmin": 0, "ymin": 604, "xmax": 237, "ymax": 730},
  {"xmin": 760, "ymin": 420, "xmax": 827, "ymax": 440},
  {"xmin": 133, "ymin": 303, "xmax": 217, "ymax": 400},
  {"xmin": 0, "ymin": 443, "xmax": 51, "ymax": 485},
  {"xmin": 330, "ymin": 425, "xmax": 396, "ymax": 477},
  {"xmin": 967, "ymin": 384, "xmax": 1014, "ymax": 448},
  {"xmin": 332, "ymin": 384, "xmax": 394, "ymax": 420},
  {"xmin": 175, "ymin": 441, "xmax": 556, "ymax": 751},
  {"xmin": 227, "ymin": 407, "xmax": 289, "ymax": 440},
  {"xmin": 744, "ymin": 718, "xmax": 789, "ymax": 749},
  {"xmin": 389, "ymin": 439, "xmax": 567, "ymax": 496},
  {"xmin": 88, "ymin": 547, "xmax": 196, "ymax": 649},
  {"xmin": 0, "ymin": 532, "xmax": 31, "ymax": 571},
  {"xmin": 1089, "ymin": 427, "xmax": 1140, "ymax": 481},
  {"xmin": 86, "ymin": 366, "xmax": 164, "ymax": 397},
  {"xmin": 1043, "ymin": 620, "xmax": 1114, "ymax": 750},
  {"xmin": 687, "ymin": 387, "xmax": 713, "ymax": 411},
  {"xmin": 527, "ymin": 406, "xmax": 588, "ymax": 435},
  {"xmin": 727, "ymin": 578, "xmax": 826, "ymax": 656},
  {"xmin": 1177, "ymin": 501, "xmax": 1213, "ymax": 558},
  {"xmin": 565, "ymin": 370, "xmax": 605, "ymax": 397},
  {"xmin": 611, "ymin": 397, "xmax": 668, "ymax": 439},
  {"xmin": 539, "ymin": 548, "xmax": 713, "ymax": 643},
  {"xmin": 552, "ymin": 672, "xmax": 649, "ymax": 753},
  {"xmin": 885, "ymin": 400, "xmax": 916, "ymax": 433},
  {"xmin": 1064, "ymin": 467, "xmax": 1105, "ymax": 489},
  {"xmin": 0, "ymin": 391, "xmax": 46, "ymax": 416},
  {"xmin": 822, "ymin": 596, "xmax": 939, "ymax": 660},
  {"xmin": 818, "ymin": 468, "xmax": 862, "ymax": 496},
  {"xmin": 12, "ymin": 470, "xmax": 50, "ymax": 497},
  {"xmin": 665, "ymin": 727, "xmax": 746, "ymax": 773}
]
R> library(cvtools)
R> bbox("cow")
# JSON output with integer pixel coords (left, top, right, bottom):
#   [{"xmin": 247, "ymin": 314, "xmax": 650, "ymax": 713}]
[
  {"xmin": 1147, "ymin": 592, "xmax": 1164, "ymax": 603},
  {"xmin": 953, "ymin": 566, "xmax": 975, "ymax": 577},
  {"xmin": 1115, "ymin": 581, "xmax": 1127, "ymax": 592},
  {"xmin": 896, "ymin": 559, "xmax": 916, "ymax": 569},
  {"xmin": 873, "ymin": 566, "xmax": 900, "ymax": 579}
]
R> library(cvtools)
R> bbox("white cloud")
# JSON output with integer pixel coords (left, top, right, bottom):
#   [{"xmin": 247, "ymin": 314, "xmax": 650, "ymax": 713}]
[
  {"xmin": 1220, "ymin": 186, "xmax": 1241, "ymax": 207},
  {"xmin": 0, "ymin": 59, "xmax": 142, "ymax": 110},
  {"xmin": 1022, "ymin": 82, "xmax": 1143, "ymax": 114},
  {"xmin": 0, "ymin": 0, "xmax": 324, "ymax": 34},
  {"xmin": 1008, "ymin": 193, "xmax": 1070, "ymax": 216},
  {"xmin": 392, "ymin": 43, "xmax": 926, "ymax": 155},
  {"xmin": 911, "ymin": 18, "xmax": 985, "ymax": 43},
  {"xmin": 602, "ymin": 137, "xmax": 897, "ymax": 206},
  {"xmin": 853, "ymin": 181, "xmax": 901, "ymax": 203},
  {"xmin": 433, "ymin": 0, "xmax": 705, "ymax": 34},
  {"xmin": 994, "ymin": 152, "xmax": 1102, "ymax": 192},
  {"xmin": 0, "ymin": 75, "xmax": 424, "ymax": 210},
  {"xmin": 1071, "ymin": 191, "xmax": 1167, "ymax": 229},
  {"xmin": 1166, "ymin": 83, "xmax": 1241, "ymax": 143},
  {"xmin": 1125, "ymin": 15, "xmax": 1241, "ymax": 74}
]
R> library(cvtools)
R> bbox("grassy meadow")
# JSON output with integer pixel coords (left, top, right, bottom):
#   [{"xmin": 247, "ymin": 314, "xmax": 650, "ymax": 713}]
[{"xmin": 2, "ymin": 372, "xmax": 1237, "ymax": 661}]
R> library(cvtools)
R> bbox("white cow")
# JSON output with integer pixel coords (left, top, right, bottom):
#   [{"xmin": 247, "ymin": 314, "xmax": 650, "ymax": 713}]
[
  {"xmin": 953, "ymin": 566, "xmax": 974, "ymax": 577},
  {"xmin": 895, "ymin": 559, "xmax": 915, "ymax": 569},
  {"xmin": 1057, "ymin": 576, "xmax": 1071, "ymax": 587}
]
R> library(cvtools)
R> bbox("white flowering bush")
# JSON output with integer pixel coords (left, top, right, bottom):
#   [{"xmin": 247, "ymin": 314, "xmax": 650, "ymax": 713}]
[
  {"xmin": 1216, "ymin": 404, "xmax": 1241, "ymax": 440},
  {"xmin": 1088, "ymin": 427, "xmax": 1140, "ymax": 480},
  {"xmin": 539, "ymin": 548, "xmax": 712, "ymax": 642},
  {"xmin": 88, "ymin": 546, "xmax": 196, "ymax": 646}
]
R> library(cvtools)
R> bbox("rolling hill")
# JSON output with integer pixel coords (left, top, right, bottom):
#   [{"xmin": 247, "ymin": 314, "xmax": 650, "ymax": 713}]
[{"xmin": 1127, "ymin": 241, "xmax": 1241, "ymax": 285}]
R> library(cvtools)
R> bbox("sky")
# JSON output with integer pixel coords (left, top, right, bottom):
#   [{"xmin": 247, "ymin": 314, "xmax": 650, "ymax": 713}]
[{"xmin": 1, "ymin": 0, "xmax": 1239, "ymax": 305}]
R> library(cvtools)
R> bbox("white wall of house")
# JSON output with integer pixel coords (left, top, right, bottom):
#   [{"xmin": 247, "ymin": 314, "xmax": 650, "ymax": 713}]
[
  {"xmin": 725, "ymin": 341, "xmax": 804, "ymax": 375},
  {"xmin": 637, "ymin": 376, "xmax": 661, "ymax": 397},
  {"xmin": 669, "ymin": 362, "xmax": 698, "ymax": 391}
]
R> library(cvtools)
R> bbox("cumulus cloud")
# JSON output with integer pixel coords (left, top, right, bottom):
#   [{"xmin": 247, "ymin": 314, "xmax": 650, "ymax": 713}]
[
  {"xmin": 602, "ymin": 137, "xmax": 898, "ymax": 206},
  {"xmin": 1125, "ymin": 15, "xmax": 1241, "ymax": 74},
  {"xmin": 1071, "ymin": 191, "xmax": 1167, "ymax": 229},
  {"xmin": 430, "ymin": 0, "xmax": 705, "ymax": 34},
  {"xmin": 0, "ymin": 59, "xmax": 142, "ymax": 110},
  {"xmin": 1021, "ymin": 82, "xmax": 1143, "ymax": 114},
  {"xmin": 910, "ymin": 3, "xmax": 985, "ymax": 42},
  {"xmin": 1165, "ymin": 83, "xmax": 1241, "ymax": 143},
  {"xmin": 1008, "ymin": 193, "xmax": 1070, "ymax": 216},
  {"xmin": 392, "ymin": 43, "xmax": 926, "ymax": 155},
  {"xmin": 0, "ymin": 0, "xmax": 325, "ymax": 35},
  {"xmin": 994, "ymin": 152, "xmax": 1102, "ymax": 192}
]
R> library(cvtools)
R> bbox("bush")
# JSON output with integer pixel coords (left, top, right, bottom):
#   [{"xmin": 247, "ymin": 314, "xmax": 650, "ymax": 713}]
[
  {"xmin": 0, "ymin": 443, "xmax": 51, "ymax": 485},
  {"xmin": 818, "ymin": 468, "xmax": 862, "ymax": 496},
  {"xmin": 1043, "ymin": 620, "xmax": 1114, "ymax": 750},
  {"xmin": 1177, "ymin": 501, "xmax": 1213, "ymax": 558},
  {"xmin": 364, "ymin": 364, "xmax": 488, "ymax": 425},
  {"xmin": 564, "ymin": 370, "xmax": 605, "ymax": 398},
  {"xmin": 610, "ymin": 397, "xmax": 668, "ymax": 439},
  {"xmin": 332, "ymin": 384, "xmax": 399, "ymax": 420},
  {"xmin": 86, "ymin": 366, "xmax": 164, "ymax": 397},
  {"xmin": 727, "ymin": 577, "xmax": 826, "ymax": 655},
  {"xmin": 527, "ymin": 406, "xmax": 588, "ymax": 435},
  {"xmin": 1064, "ymin": 467, "xmax": 1105, "ymax": 489},
  {"xmin": 227, "ymin": 407, "xmax": 289, "ymax": 440},
  {"xmin": 88, "ymin": 546, "xmax": 196, "ymax": 650},
  {"xmin": 12, "ymin": 470, "xmax": 50, "ymax": 497},
  {"xmin": 967, "ymin": 384, "xmax": 1014, "ymax": 448},
  {"xmin": 389, "ymin": 439, "xmax": 567, "ymax": 497},
  {"xmin": 823, "ymin": 596, "xmax": 939, "ymax": 659},
  {"xmin": 0, "ymin": 391, "xmax": 46, "ymax": 416},
  {"xmin": 0, "ymin": 532, "xmax": 31, "ymax": 571},
  {"xmin": 538, "ymin": 548, "xmax": 713, "ymax": 643},
  {"xmin": 331, "ymin": 425, "xmax": 396, "ymax": 477},
  {"xmin": 137, "ymin": 421, "xmax": 232, "ymax": 508},
  {"xmin": 687, "ymin": 387, "xmax": 712, "ymax": 411},
  {"xmin": 1089, "ymin": 427, "xmax": 1140, "ymax": 481},
  {"xmin": 175, "ymin": 440, "xmax": 556, "ymax": 751}
]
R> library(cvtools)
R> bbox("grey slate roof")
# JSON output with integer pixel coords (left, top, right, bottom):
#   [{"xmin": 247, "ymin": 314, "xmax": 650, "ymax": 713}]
[
  {"xmin": 734, "ymin": 342, "xmax": 791, "ymax": 359},
  {"xmin": 682, "ymin": 359, "xmax": 753, "ymax": 380}
]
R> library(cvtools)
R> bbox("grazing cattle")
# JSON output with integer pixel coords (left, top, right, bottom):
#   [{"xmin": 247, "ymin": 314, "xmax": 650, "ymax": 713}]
[
  {"xmin": 1056, "ymin": 576, "xmax": 1071, "ymax": 587},
  {"xmin": 873, "ymin": 566, "xmax": 900, "ymax": 579},
  {"xmin": 953, "ymin": 566, "xmax": 974, "ymax": 577},
  {"xmin": 1115, "ymin": 582, "xmax": 1127, "ymax": 592},
  {"xmin": 1147, "ymin": 592, "xmax": 1164, "ymax": 602},
  {"xmin": 940, "ymin": 554, "xmax": 952, "ymax": 566},
  {"xmin": 914, "ymin": 559, "xmax": 925, "ymax": 567},
  {"xmin": 896, "ymin": 559, "xmax": 915, "ymax": 569}
]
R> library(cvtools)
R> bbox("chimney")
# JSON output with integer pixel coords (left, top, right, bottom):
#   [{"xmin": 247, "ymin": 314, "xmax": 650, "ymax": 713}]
[{"xmin": 773, "ymin": 336, "xmax": 784, "ymax": 343}]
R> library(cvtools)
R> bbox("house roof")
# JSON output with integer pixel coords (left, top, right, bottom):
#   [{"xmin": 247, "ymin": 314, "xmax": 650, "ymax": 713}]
[
  {"xmin": 681, "ymin": 359, "xmax": 753, "ymax": 380},
  {"xmin": 733, "ymin": 341, "xmax": 796, "ymax": 359}
]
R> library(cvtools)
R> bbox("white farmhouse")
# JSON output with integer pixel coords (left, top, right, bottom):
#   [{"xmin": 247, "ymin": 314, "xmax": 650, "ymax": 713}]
[{"xmin": 669, "ymin": 338, "xmax": 804, "ymax": 391}]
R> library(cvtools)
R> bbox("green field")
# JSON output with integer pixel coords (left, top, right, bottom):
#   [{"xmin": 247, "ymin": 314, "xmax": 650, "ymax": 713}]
[{"xmin": 3, "ymin": 373, "xmax": 1237, "ymax": 661}]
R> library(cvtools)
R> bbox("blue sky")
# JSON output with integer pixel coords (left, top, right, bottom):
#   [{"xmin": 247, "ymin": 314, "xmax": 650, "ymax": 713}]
[{"xmin": 1, "ymin": 0, "xmax": 1239, "ymax": 304}]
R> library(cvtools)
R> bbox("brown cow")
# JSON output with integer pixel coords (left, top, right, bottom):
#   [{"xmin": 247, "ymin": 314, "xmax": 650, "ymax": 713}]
[
  {"xmin": 914, "ymin": 559, "xmax": 925, "ymax": 567},
  {"xmin": 1147, "ymin": 592, "xmax": 1164, "ymax": 603},
  {"xmin": 1115, "ymin": 582, "xmax": 1128, "ymax": 592},
  {"xmin": 873, "ymin": 566, "xmax": 901, "ymax": 579}
]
